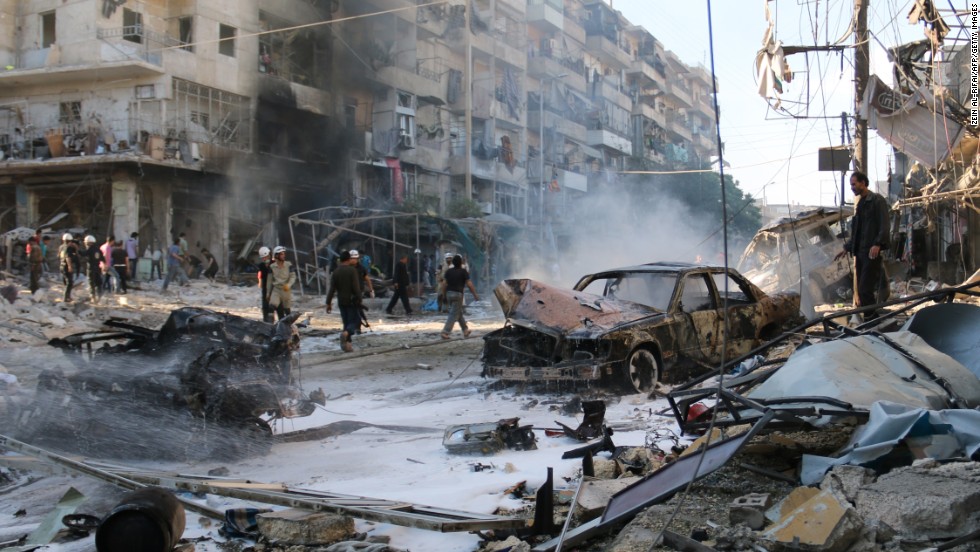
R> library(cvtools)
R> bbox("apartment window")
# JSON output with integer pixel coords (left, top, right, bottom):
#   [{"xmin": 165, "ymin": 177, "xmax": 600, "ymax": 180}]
[
  {"xmin": 59, "ymin": 102, "xmax": 82, "ymax": 125},
  {"xmin": 123, "ymin": 9, "xmax": 143, "ymax": 44},
  {"xmin": 135, "ymin": 85, "xmax": 155, "ymax": 99},
  {"xmin": 218, "ymin": 24, "xmax": 236, "ymax": 57},
  {"xmin": 41, "ymin": 11, "xmax": 56, "ymax": 48},
  {"xmin": 344, "ymin": 101, "xmax": 357, "ymax": 129},
  {"xmin": 178, "ymin": 16, "xmax": 193, "ymax": 52}
]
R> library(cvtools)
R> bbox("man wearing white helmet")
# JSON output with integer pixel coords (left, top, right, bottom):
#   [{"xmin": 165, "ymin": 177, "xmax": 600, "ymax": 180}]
[
  {"xmin": 80, "ymin": 235, "xmax": 105, "ymax": 302},
  {"xmin": 57, "ymin": 233, "xmax": 80, "ymax": 303},
  {"xmin": 267, "ymin": 246, "xmax": 296, "ymax": 321},
  {"xmin": 257, "ymin": 246, "xmax": 273, "ymax": 322}
]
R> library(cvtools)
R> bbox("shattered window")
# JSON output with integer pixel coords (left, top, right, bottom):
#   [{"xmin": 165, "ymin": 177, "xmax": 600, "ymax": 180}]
[
  {"xmin": 582, "ymin": 272, "xmax": 675, "ymax": 311},
  {"xmin": 679, "ymin": 274, "xmax": 715, "ymax": 313},
  {"xmin": 219, "ymin": 24, "xmax": 236, "ymax": 57},
  {"xmin": 41, "ymin": 11, "xmax": 56, "ymax": 48},
  {"xmin": 711, "ymin": 273, "xmax": 753, "ymax": 304},
  {"xmin": 123, "ymin": 9, "xmax": 143, "ymax": 44}
]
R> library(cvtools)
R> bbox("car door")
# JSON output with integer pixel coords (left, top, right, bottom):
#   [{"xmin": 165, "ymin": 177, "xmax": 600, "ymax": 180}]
[
  {"xmin": 670, "ymin": 272, "xmax": 722, "ymax": 365},
  {"xmin": 711, "ymin": 270, "xmax": 762, "ymax": 358}
]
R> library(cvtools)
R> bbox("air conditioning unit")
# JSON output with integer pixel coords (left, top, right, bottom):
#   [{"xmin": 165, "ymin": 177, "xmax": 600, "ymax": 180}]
[
  {"xmin": 398, "ymin": 131, "xmax": 416, "ymax": 149},
  {"xmin": 479, "ymin": 201, "xmax": 493, "ymax": 214}
]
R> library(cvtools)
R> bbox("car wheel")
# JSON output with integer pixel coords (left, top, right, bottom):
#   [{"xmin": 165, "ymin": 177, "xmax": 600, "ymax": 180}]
[{"xmin": 623, "ymin": 347, "xmax": 660, "ymax": 394}]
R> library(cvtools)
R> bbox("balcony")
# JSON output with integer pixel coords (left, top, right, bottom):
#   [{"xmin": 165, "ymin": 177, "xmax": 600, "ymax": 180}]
[
  {"xmin": 527, "ymin": 0, "xmax": 563, "ymax": 33},
  {"xmin": 0, "ymin": 27, "xmax": 173, "ymax": 91},
  {"xmin": 471, "ymin": 30, "xmax": 527, "ymax": 69},
  {"xmin": 694, "ymin": 93, "xmax": 716, "ymax": 119},
  {"xmin": 633, "ymin": 103, "xmax": 666, "ymax": 128},
  {"xmin": 563, "ymin": 15, "xmax": 586, "ymax": 45},
  {"xmin": 585, "ymin": 34, "xmax": 633, "ymax": 70},
  {"xmin": 528, "ymin": 109, "xmax": 587, "ymax": 143},
  {"xmin": 370, "ymin": 63, "xmax": 443, "ymax": 100},
  {"xmin": 664, "ymin": 79, "xmax": 694, "ymax": 108},
  {"xmin": 628, "ymin": 58, "xmax": 665, "ymax": 89},
  {"xmin": 450, "ymin": 155, "xmax": 526, "ymax": 184},
  {"xmin": 496, "ymin": 0, "xmax": 527, "ymax": 15},
  {"xmin": 587, "ymin": 129, "xmax": 632, "ymax": 155},
  {"xmin": 593, "ymin": 79, "xmax": 633, "ymax": 110},
  {"xmin": 557, "ymin": 168, "xmax": 587, "ymax": 192},
  {"xmin": 665, "ymin": 111, "xmax": 692, "ymax": 143}
]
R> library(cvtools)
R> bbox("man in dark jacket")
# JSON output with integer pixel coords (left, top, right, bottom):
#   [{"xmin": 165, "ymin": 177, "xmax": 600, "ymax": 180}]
[
  {"xmin": 327, "ymin": 250, "xmax": 362, "ymax": 352},
  {"xmin": 81, "ymin": 235, "xmax": 105, "ymax": 302},
  {"xmin": 842, "ymin": 171, "xmax": 890, "ymax": 320},
  {"xmin": 385, "ymin": 254, "xmax": 413, "ymax": 315}
]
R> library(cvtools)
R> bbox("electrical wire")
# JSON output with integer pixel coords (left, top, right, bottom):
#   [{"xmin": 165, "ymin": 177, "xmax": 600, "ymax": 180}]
[{"xmin": 647, "ymin": 1, "xmax": 731, "ymax": 547}]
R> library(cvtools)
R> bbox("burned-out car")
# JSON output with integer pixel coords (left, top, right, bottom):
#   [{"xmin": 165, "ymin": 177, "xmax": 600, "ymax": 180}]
[
  {"xmin": 482, "ymin": 263, "xmax": 800, "ymax": 393},
  {"xmin": 13, "ymin": 308, "xmax": 321, "ymax": 460},
  {"xmin": 737, "ymin": 207, "xmax": 853, "ymax": 317}
]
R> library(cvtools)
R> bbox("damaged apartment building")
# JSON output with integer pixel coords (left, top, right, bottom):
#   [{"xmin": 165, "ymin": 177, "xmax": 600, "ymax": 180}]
[{"xmin": 0, "ymin": 0, "xmax": 717, "ymax": 274}]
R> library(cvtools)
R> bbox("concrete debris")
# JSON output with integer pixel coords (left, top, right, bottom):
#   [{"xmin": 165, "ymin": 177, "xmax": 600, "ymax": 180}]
[
  {"xmin": 729, "ymin": 493, "xmax": 771, "ymax": 530},
  {"xmin": 480, "ymin": 535, "xmax": 532, "ymax": 552},
  {"xmin": 817, "ymin": 465, "xmax": 875, "ymax": 504},
  {"xmin": 256, "ymin": 508, "xmax": 356, "ymax": 546},
  {"xmin": 761, "ymin": 488, "xmax": 864, "ymax": 551},
  {"xmin": 854, "ymin": 460, "xmax": 980, "ymax": 540},
  {"xmin": 575, "ymin": 478, "xmax": 638, "ymax": 520}
]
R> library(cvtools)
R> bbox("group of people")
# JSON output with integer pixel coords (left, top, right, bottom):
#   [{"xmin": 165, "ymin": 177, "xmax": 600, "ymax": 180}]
[
  {"xmin": 26, "ymin": 230, "xmax": 141, "ymax": 303},
  {"xmin": 319, "ymin": 249, "xmax": 479, "ymax": 353},
  {"xmin": 256, "ymin": 245, "xmax": 296, "ymax": 323}
]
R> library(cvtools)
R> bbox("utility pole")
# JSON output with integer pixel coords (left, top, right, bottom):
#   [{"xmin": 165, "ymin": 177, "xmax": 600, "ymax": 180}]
[
  {"xmin": 464, "ymin": 0, "xmax": 472, "ymax": 202},
  {"xmin": 853, "ymin": 0, "xmax": 869, "ymax": 172}
]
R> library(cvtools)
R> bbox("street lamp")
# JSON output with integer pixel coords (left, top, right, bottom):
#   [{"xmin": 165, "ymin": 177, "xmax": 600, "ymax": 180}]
[{"xmin": 538, "ymin": 73, "xmax": 568, "ymax": 244}]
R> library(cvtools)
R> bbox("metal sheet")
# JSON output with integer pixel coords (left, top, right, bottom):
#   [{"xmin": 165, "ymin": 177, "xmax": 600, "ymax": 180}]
[
  {"xmin": 746, "ymin": 331, "xmax": 980, "ymax": 413},
  {"xmin": 903, "ymin": 303, "xmax": 980, "ymax": 379}
]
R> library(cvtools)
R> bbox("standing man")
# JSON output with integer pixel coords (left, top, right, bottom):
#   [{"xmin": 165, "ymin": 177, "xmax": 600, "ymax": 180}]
[
  {"xmin": 257, "ymin": 246, "xmax": 273, "ymax": 322},
  {"xmin": 101, "ymin": 235, "xmax": 117, "ymax": 293},
  {"xmin": 58, "ymin": 233, "xmax": 80, "ymax": 303},
  {"xmin": 326, "ymin": 250, "xmax": 361, "ymax": 352},
  {"xmin": 385, "ymin": 253, "xmax": 413, "ymax": 315},
  {"xmin": 437, "ymin": 252, "xmax": 453, "ymax": 313},
  {"xmin": 349, "ymin": 250, "xmax": 374, "ymax": 298},
  {"xmin": 26, "ymin": 236, "xmax": 43, "ymax": 294},
  {"xmin": 440, "ymin": 254, "xmax": 479, "ymax": 339},
  {"xmin": 150, "ymin": 244, "xmax": 163, "ymax": 281},
  {"xmin": 125, "ymin": 232, "xmax": 139, "ymax": 283},
  {"xmin": 110, "ymin": 239, "xmax": 129, "ymax": 294},
  {"xmin": 81, "ymin": 235, "xmax": 104, "ymax": 302},
  {"xmin": 162, "ymin": 237, "xmax": 189, "ymax": 291},
  {"xmin": 267, "ymin": 245, "xmax": 296, "ymax": 321},
  {"xmin": 840, "ymin": 171, "xmax": 890, "ymax": 321}
]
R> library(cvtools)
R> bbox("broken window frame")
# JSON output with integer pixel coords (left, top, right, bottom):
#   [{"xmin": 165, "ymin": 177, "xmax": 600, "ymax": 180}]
[
  {"xmin": 122, "ymin": 8, "xmax": 143, "ymax": 44},
  {"xmin": 177, "ymin": 16, "xmax": 193, "ymax": 52},
  {"xmin": 218, "ymin": 24, "xmax": 236, "ymax": 57},
  {"xmin": 169, "ymin": 78, "xmax": 251, "ymax": 151},
  {"xmin": 41, "ymin": 11, "xmax": 57, "ymax": 48},
  {"xmin": 58, "ymin": 101, "xmax": 82, "ymax": 126}
]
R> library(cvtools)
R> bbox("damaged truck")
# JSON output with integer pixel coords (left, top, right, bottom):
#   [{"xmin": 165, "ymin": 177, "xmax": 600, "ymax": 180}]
[
  {"xmin": 482, "ymin": 262, "xmax": 800, "ymax": 393},
  {"xmin": 11, "ymin": 308, "xmax": 322, "ymax": 460}
]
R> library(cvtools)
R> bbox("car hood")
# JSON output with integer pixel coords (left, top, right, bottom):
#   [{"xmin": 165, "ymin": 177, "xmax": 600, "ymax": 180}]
[{"xmin": 494, "ymin": 279, "xmax": 663, "ymax": 337}]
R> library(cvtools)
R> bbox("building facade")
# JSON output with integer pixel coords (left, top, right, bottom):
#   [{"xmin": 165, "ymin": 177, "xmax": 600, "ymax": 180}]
[{"xmin": 0, "ymin": 0, "xmax": 718, "ymax": 277}]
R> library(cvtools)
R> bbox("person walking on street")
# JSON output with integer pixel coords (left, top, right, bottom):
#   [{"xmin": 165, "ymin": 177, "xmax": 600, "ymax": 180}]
[
  {"xmin": 100, "ymin": 235, "xmax": 118, "ymax": 293},
  {"xmin": 437, "ymin": 252, "xmax": 453, "ymax": 313},
  {"xmin": 441, "ymin": 254, "xmax": 479, "ymax": 339},
  {"xmin": 162, "ymin": 237, "xmax": 189, "ymax": 291},
  {"xmin": 40, "ymin": 235, "xmax": 51, "ymax": 274},
  {"xmin": 838, "ymin": 170, "xmax": 890, "ymax": 321},
  {"xmin": 349, "ymin": 250, "xmax": 374, "ymax": 298},
  {"xmin": 27, "ymin": 236, "xmax": 43, "ymax": 294},
  {"xmin": 58, "ymin": 233, "xmax": 80, "ymax": 303},
  {"xmin": 110, "ymin": 239, "xmax": 130, "ymax": 294},
  {"xmin": 81, "ymin": 235, "xmax": 105, "ymax": 302},
  {"xmin": 125, "ymin": 232, "xmax": 139, "ymax": 282},
  {"xmin": 386, "ymin": 253, "xmax": 413, "ymax": 315},
  {"xmin": 326, "ymin": 250, "xmax": 361, "ymax": 352},
  {"xmin": 202, "ymin": 248, "xmax": 219, "ymax": 281},
  {"xmin": 257, "ymin": 246, "xmax": 273, "ymax": 322},
  {"xmin": 267, "ymin": 245, "xmax": 296, "ymax": 321}
]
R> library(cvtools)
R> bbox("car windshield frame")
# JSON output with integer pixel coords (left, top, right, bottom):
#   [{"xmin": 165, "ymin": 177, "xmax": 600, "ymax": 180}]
[{"xmin": 574, "ymin": 271, "xmax": 679, "ymax": 311}]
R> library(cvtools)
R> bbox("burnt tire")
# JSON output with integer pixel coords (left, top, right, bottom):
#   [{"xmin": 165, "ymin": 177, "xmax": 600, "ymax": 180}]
[{"xmin": 623, "ymin": 347, "xmax": 660, "ymax": 394}]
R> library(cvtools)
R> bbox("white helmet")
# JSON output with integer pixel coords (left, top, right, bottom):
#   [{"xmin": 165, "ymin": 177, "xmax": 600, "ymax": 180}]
[
  {"xmin": 258, "ymin": 246, "xmax": 271, "ymax": 258},
  {"xmin": 84, "ymin": 235, "xmax": 97, "ymax": 244},
  {"xmin": 62, "ymin": 233, "xmax": 73, "ymax": 242},
  {"xmin": 273, "ymin": 246, "xmax": 286, "ymax": 255}
]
